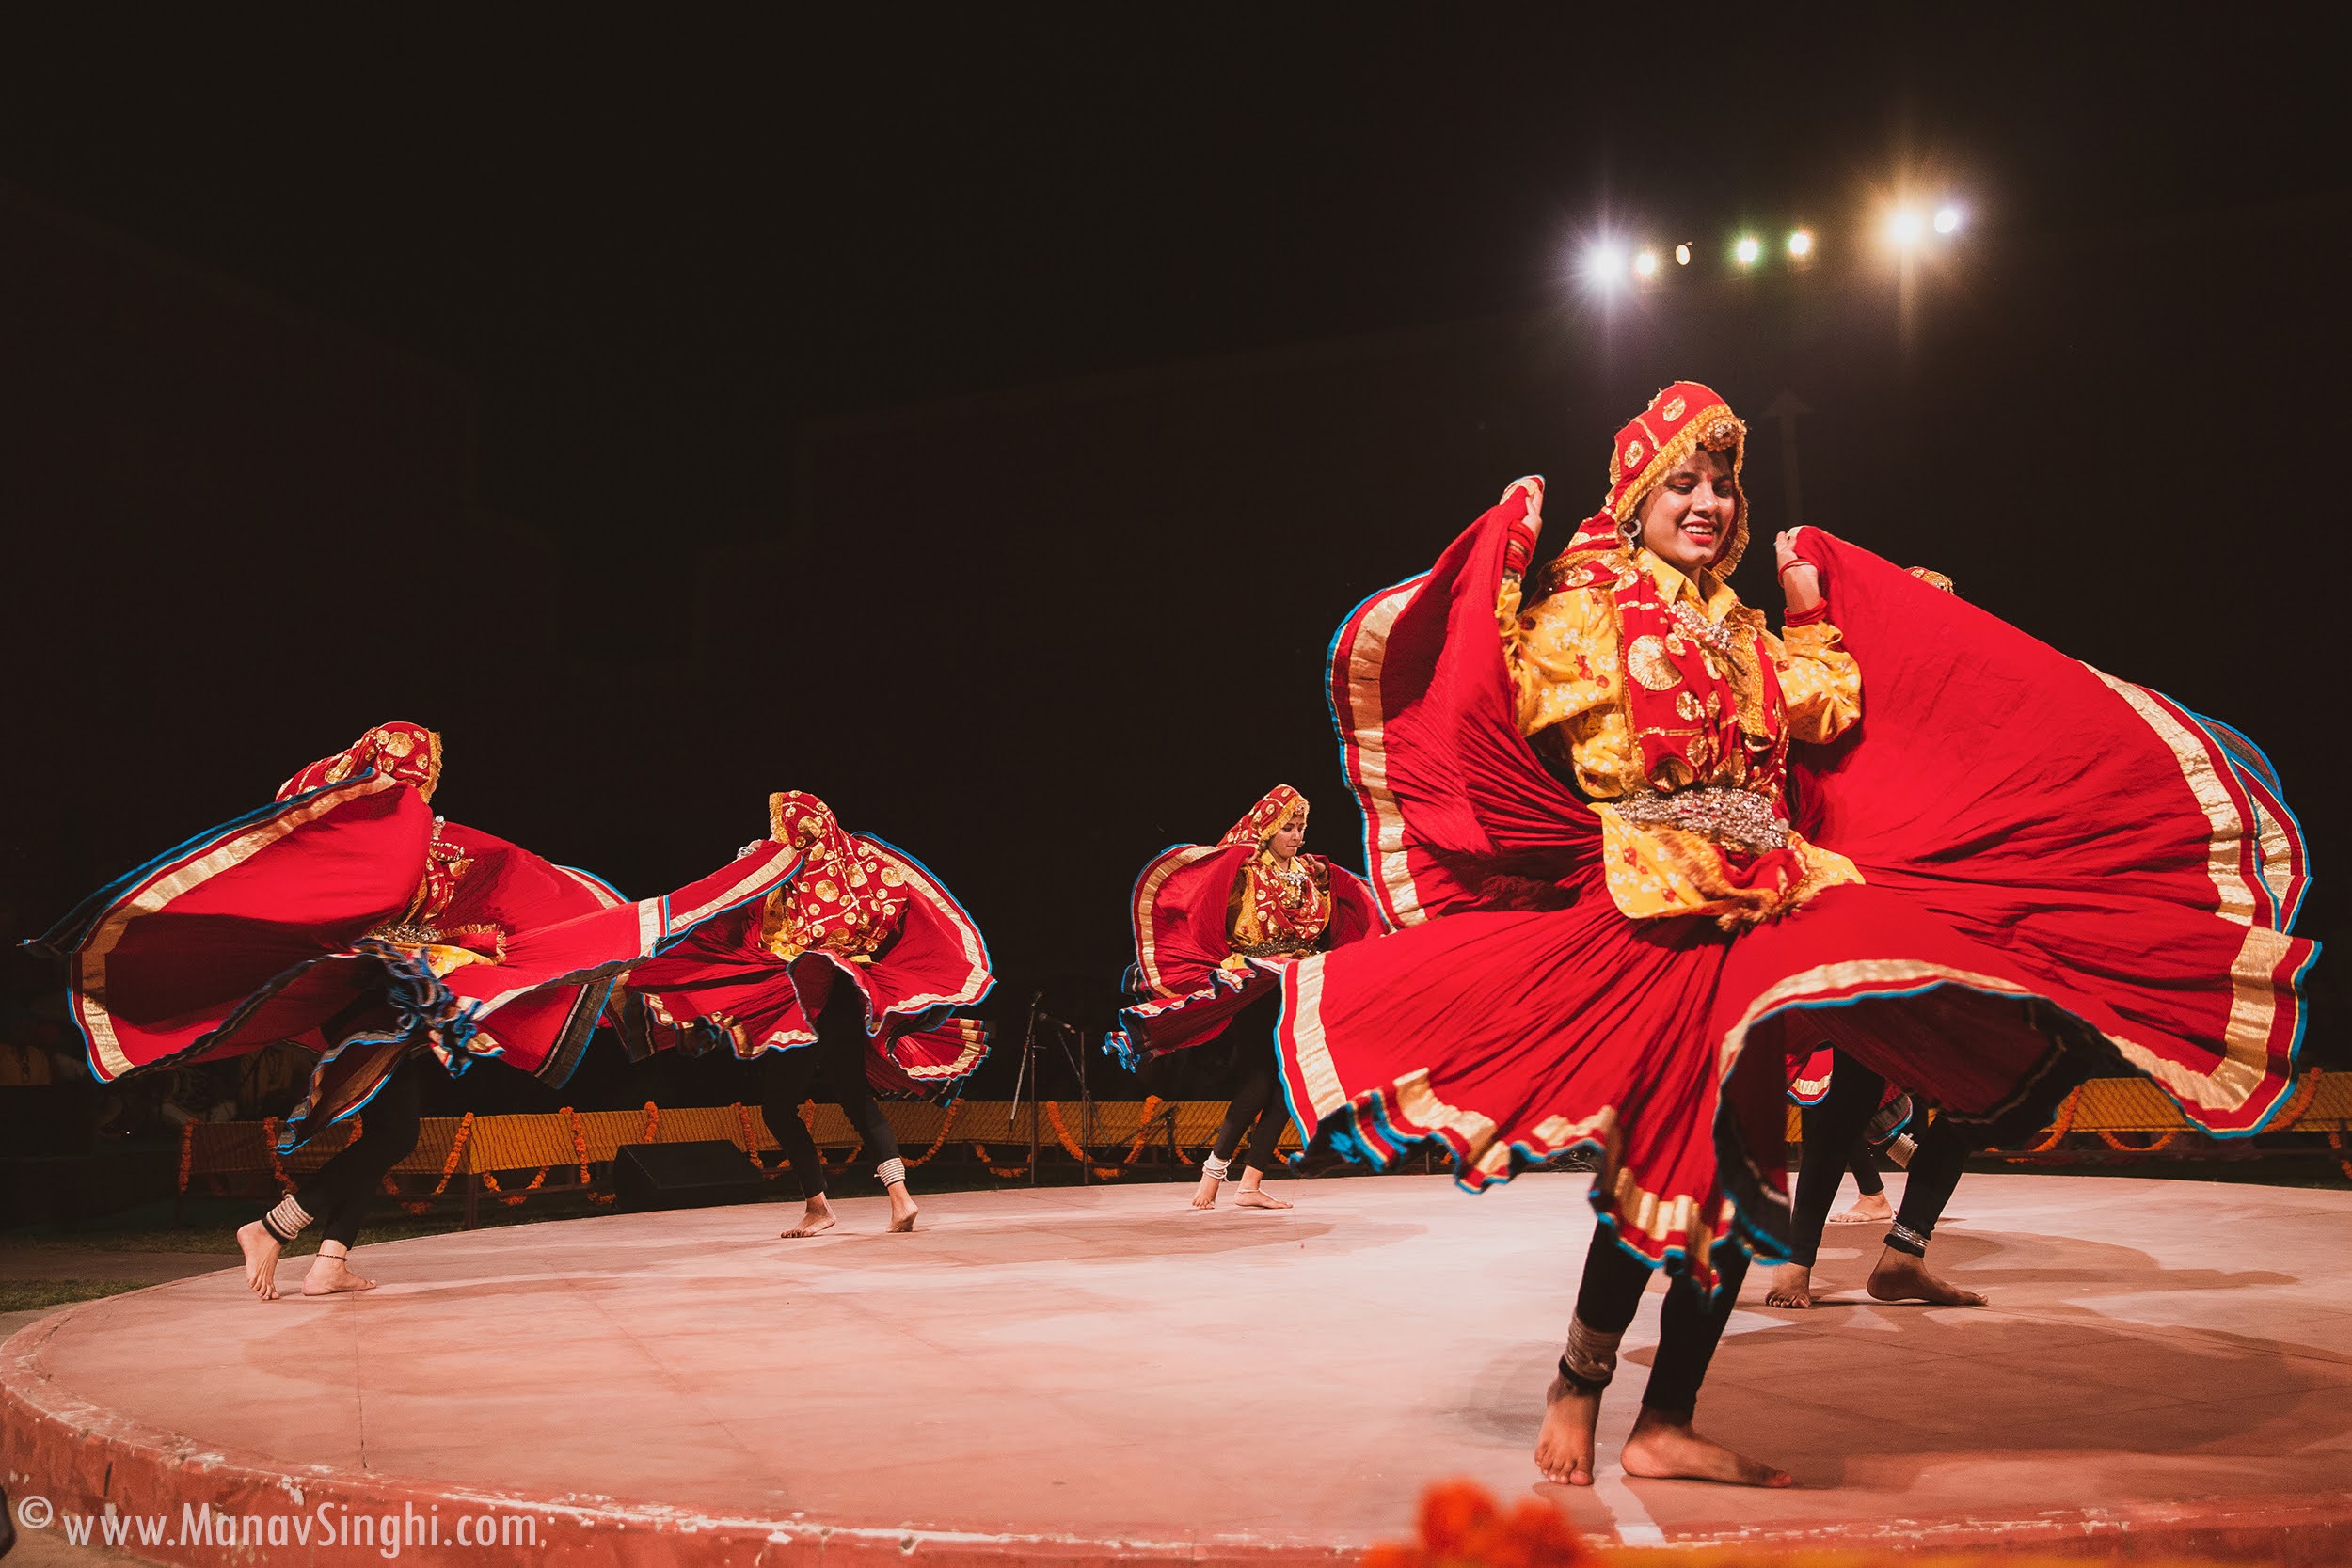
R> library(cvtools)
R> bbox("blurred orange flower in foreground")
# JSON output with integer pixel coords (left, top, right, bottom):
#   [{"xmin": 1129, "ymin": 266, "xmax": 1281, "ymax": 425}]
[{"xmin": 1363, "ymin": 1479, "xmax": 1590, "ymax": 1568}]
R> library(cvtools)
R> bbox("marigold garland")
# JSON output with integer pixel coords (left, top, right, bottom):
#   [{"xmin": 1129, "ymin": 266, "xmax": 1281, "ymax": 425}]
[
  {"xmin": 565, "ymin": 1106, "xmax": 593, "ymax": 1188},
  {"xmin": 801, "ymin": 1099, "xmax": 862, "ymax": 1174},
  {"xmin": 2096, "ymin": 1126, "xmax": 2183, "ymax": 1152},
  {"xmin": 1044, "ymin": 1098, "xmax": 1164, "ymax": 1180},
  {"xmin": 177, "ymin": 1122, "xmax": 195, "ymax": 1194},
  {"xmin": 589, "ymin": 1101, "xmax": 659, "ymax": 1204},
  {"xmin": 905, "ymin": 1100, "xmax": 961, "ymax": 1168},
  {"xmin": 259, "ymin": 1117, "xmax": 293, "ymax": 1190},
  {"xmin": 1043, "ymin": 1101, "xmax": 1092, "ymax": 1164},
  {"xmin": 735, "ymin": 1101, "xmax": 782, "ymax": 1179},
  {"xmin": 2013, "ymin": 1086, "xmax": 2081, "ymax": 1155},
  {"xmin": 1127, "ymin": 1095, "xmax": 1170, "ymax": 1164},
  {"xmin": 2273, "ymin": 1068, "xmax": 2325, "ymax": 1130},
  {"xmin": 481, "ymin": 1166, "xmax": 548, "ymax": 1206},
  {"xmin": 437, "ymin": 1112, "xmax": 476, "ymax": 1193},
  {"xmin": 972, "ymin": 1143, "xmax": 1035, "ymax": 1180},
  {"xmin": 2330, "ymin": 1131, "xmax": 2352, "ymax": 1182}
]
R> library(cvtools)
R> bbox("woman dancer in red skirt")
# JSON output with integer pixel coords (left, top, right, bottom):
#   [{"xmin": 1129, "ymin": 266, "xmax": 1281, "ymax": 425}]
[
  {"xmin": 32, "ymin": 722, "xmax": 799, "ymax": 1299},
  {"xmin": 1112, "ymin": 787, "xmax": 1382, "ymax": 1209},
  {"xmin": 1279, "ymin": 383, "xmax": 2312, "ymax": 1487},
  {"xmin": 619, "ymin": 792, "xmax": 995, "ymax": 1237}
]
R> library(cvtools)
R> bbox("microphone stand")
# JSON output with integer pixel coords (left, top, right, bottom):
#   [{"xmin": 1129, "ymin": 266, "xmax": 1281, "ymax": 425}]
[
  {"xmin": 1011, "ymin": 991, "xmax": 1042, "ymax": 1184},
  {"xmin": 1039, "ymin": 1013, "xmax": 1094, "ymax": 1183}
]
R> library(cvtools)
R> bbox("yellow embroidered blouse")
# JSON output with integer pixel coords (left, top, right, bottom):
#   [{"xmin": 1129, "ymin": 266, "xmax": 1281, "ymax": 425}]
[
  {"xmin": 1225, "ymin": 849, "xmax": 1332, "ymax": 958},
  {"xmin": 1501, "ymin": 548, "xmax": 1866, "ymax": 924}
]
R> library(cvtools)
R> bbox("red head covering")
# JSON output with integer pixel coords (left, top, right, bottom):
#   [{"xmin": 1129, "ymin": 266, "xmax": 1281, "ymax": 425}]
[
  {"xmin": 276, "ymin": 722, "xmax": 444, "ymax": 803},
  {"xmin": 760, "ymin": 791, "xmax": 909, "ymax": 958},
  {"xmin": 1217, "ymin": 786, "xmax": 1308, "ymax": 849},
  {"xmin": 1600, "ymin": 380, "xmax": 1750, "ymax": 571}
]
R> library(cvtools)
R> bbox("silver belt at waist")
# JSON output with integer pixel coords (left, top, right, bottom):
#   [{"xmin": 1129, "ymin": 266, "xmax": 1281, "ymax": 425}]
[{"xmin": 1608, "ymin": 785, "xmax": 1790, "ymax": 854}]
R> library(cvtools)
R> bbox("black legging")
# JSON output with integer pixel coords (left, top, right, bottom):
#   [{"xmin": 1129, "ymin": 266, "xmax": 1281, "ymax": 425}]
[
  {"xmin": 281, "ymin": 1053, "xmax": 424, "ymax": 1248},
  {"xmin": 755, "ymin": 978, "xmax": 900, "ymax": 1201},
  {"xmin": 1573, "ymin": 1230, "xmax": 1752, "ymax": 1419},
  {"xmin": 1210, "ymin": 993, "xmax": 1291, "ymax": 1179},
  {"xmin": 1788, "ymin": 1050, "xmax": 1975, "ymax": 1268}
]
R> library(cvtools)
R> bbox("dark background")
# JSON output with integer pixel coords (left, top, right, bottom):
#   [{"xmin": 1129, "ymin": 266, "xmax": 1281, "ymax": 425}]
[{"xmin": 2, "ymin": 9, "xmax": 2343, "ymax": 1114}]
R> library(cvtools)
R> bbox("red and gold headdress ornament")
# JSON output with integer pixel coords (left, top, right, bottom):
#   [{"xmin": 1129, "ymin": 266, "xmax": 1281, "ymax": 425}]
[
  {"xmin": 1218, "ymin": 786, "xmax": 1309, "ymax": 850},
  {"xmin": 277, "ymin": 722, "xmax": 444, "ymax": 803},
  {"xmin": 762, "ymin": 790, "xmax": 908, "ymax": 958},
  {"xmin": 1599, "ymin": 380, "xmax": 1749, "ymax": 571}
]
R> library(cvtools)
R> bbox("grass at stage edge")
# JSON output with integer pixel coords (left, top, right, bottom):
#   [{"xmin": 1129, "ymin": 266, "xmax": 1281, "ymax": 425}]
[{"xmin": 0, "ymin": 1279, "xmax": 151, "ymax": 1312}]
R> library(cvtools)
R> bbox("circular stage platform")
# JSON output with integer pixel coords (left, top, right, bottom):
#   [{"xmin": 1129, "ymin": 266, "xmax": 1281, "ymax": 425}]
[{"xmin": 7, "ymin": 1174, "xmax": 2350, "ymax": 1564}]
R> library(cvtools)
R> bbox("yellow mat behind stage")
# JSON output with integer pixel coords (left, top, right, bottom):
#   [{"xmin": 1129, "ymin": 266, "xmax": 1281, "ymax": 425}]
[{"xmin": 169, "ymin": 1070, "xmax": 2345, "ymax": 1225}]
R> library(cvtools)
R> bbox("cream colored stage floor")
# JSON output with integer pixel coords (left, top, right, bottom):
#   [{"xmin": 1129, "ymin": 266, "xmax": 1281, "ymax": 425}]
[{"xmin": 6, "ymin": 1173, "xmax": 2348, "ymax": 1562}]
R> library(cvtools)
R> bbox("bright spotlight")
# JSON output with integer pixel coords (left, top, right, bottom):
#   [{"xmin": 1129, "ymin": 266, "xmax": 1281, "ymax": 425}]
[
  {"xmin": 1787, "ymin": 229, "xmax": 1814, "ymax": 258},
  {"xmin": 1674, "ymin": 243, "xmax": 1692, "ymax": 266},
  {"xmin": 1633, "ymin": 249, "xmax": 1660, "ymax": 277},
  {"xmin": 1888, "ymin": 209, "xmax": 1925, "ymax": 245},
  {"xmin": 1933, "ymin": 204, "xmax": 1963, "ymax": 235},
  {"xmin": 1583, "ymin": 243, "xmax": 1628, "ymax": 287},
  {"xmin": 1733, "ymin": 235, "xmax": 1761, "ymax": 266}
]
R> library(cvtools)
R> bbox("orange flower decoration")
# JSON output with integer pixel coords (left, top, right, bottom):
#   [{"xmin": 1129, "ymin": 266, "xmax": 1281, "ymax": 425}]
[{"xmin": 1363, "ymin": 1480, "xmax": 1590, "ymax": 1568}]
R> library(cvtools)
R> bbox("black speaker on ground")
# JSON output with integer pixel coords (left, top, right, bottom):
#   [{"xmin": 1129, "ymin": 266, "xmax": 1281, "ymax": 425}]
[{"xmin": 612, "ymin": 1140, "xmax": 768, "ymax": 1213}]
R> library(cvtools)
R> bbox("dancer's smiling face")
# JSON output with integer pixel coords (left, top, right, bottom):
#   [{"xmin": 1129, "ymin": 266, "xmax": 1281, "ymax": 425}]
[
  {"xmin": 1270, "ymin": 816, "xmax": 1306, "ymax": 860},
  {"xmin": 1636, "ymin": 447, "xmax": 1737, "ymax": 575}
]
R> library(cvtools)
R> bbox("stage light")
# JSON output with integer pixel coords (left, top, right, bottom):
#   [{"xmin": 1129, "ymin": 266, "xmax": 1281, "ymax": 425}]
[
  {"xmin": 1887, "ymin": 208, "xmax": 1925, "ymax": 245},
  {"xmin": 1633, "ymin": 248, "xmax": 1660, "ymax": 277},
  {"xmin": 1733, "ymin": 235, "xmax": 1761, "ymax": 266},
  {"xmin": 1583, "ymin": 243, "xmax": 1628, "ymax": 287},
  {"xmin": 1787, "ymin": 229, "xmax": 1814, "ymax": 259},
  {"xmin": 1674, "ymin": 243, "xmax": 1692, "ymax": 266},
  {"xmin": 1934, "ymin": 204, "xmax": 1963, "ymax": 235}
]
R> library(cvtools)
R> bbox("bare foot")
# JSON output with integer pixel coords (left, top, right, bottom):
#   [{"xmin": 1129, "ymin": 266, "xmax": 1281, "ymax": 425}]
[
  {"xmin": 886, "ymin": 1186, "xmax": 920, "ymax": 1234},
  {"xmin": 782, "ymin": 1197, "xmax": 836, "ymax": 1238},
  {"xmin": 1867, "ymin": 1247, "xmax": 1986, "ymax": 1307},
  {"xmin": 1190, "ymin": 1172, "xmax": 1222, "ymax": 1210},
  {"xmin": 300, "ymin": 1250, "xmax": 377, "ymax": 1296},
  {"xmin": 1620, "ymin": 1407, "xmax": 1792, "ymax": 1487},
  {"xmin": 1534, "ymin": 1370, "xmax": 1601, "ymax": 1486},
  {"xmin": 1827, "ymin": 1192, "xmax": 1895, "ymax": 1225},
  {"xmin": 1764, "ymin": 1262, "xmax": 1815, "ymax": 1308},
  {"xmin": 1234, "ymin": 1180, "xmax": 1293, "ymax": 1210},
  {"xmin": 235, "ymin": 1221, "xmax": 282, "ymax": 1302}
]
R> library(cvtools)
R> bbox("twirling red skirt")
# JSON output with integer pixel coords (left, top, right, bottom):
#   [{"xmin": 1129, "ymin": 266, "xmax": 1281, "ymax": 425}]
[
  {"xmin": 37, "ymin": 772, "xmax": 801, "ymax": 1148},
  {"xmin": 618, "ymin": 840, "xmax": 996, "ymax": 1097},
  {"xmin": 1279, "ymin": 484, "xmax": 2312, "ymax": 1283}
]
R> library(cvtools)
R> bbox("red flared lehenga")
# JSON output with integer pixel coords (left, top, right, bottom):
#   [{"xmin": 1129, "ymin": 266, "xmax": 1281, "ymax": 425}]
[
  {"xmin": 617, "ymin": 792, "xmax": 996, "ymax": 1095},
  {"xmin": 1110, "ymin": 785, "xmax": 1385, "ymax": 1069},
  {"xmin": 33, "ymin": 724, "xmax": 802, "ymax": 1150},
  {"xmin": 1278, "ymin": 386, "xmax": 2313, "ymax": 1282}
]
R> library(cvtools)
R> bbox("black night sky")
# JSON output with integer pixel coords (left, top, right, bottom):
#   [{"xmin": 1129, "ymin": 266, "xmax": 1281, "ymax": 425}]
[{"xmin": 2, "ymin": 11, "xmax": 2344, "ymax": 1108}]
